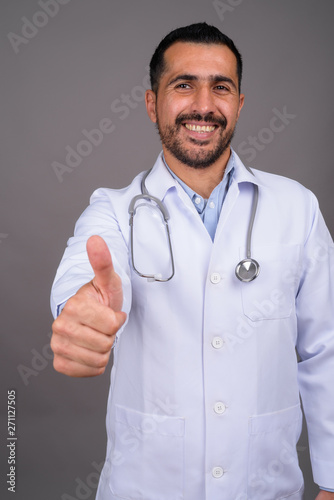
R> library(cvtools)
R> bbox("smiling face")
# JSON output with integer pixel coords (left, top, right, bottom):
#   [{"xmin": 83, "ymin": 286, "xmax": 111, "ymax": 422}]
[{"xmin": 145, "ymin": 42, "xmax": 244, "ymax": 171}]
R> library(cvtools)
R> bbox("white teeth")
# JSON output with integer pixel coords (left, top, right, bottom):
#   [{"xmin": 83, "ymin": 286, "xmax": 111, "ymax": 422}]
[{"xmin": 184, "ymin": 124, "xmax": 215, "ymax": 132}]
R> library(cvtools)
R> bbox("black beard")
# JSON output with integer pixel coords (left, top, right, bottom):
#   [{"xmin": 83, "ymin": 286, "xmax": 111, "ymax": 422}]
[{"xmin": 156, "ymin": 113, "xmax": 235, "ymax": 169}]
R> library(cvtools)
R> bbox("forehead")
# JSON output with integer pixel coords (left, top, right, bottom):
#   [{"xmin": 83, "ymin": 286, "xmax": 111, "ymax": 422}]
[{"xmin": 162, "ymin": 42, "xmax": 238, "ymax": 81}]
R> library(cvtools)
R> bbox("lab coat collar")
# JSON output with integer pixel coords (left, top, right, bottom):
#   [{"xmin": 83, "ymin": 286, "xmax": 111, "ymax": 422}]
[
  {"xmin": 144, "ymin": 149, "xmax": 265, "ymax": 201},
  {"xmin": 143, "ymin": 153, "xmax": 180, "ymax": 202},
  {"xmin": 231, "ymin": 150, "xmax": 266, "ymax": 188}
]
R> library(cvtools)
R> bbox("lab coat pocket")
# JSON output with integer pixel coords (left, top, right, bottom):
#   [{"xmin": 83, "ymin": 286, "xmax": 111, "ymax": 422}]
[
  {"xmin": 109, "ymin": 404, "xmax": 185, "ymax": 500},
  {"xmin": 240, "ymin": 244, "xmax": 301, "ymax": 321},
  {"xmin": 247, "ymin": 404, "xmax": 303, "ymax": 499}
]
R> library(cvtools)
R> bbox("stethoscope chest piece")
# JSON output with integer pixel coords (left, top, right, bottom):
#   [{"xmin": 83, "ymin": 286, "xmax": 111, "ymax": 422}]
[{"xmin": 235, "ymin": 258, "xmax": 260, "ymax": 282}]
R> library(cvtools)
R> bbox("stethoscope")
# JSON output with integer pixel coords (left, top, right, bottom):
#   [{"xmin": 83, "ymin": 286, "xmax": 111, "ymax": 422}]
[{"xmin": 128, "ymin": 166, "xmax": 260, "ymax": 283}]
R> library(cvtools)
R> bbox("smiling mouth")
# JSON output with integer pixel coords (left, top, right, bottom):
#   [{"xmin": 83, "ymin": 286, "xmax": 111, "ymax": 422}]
[{"xmin": 183, "ymin": 123, "xmax": 217, "ymax": 133}]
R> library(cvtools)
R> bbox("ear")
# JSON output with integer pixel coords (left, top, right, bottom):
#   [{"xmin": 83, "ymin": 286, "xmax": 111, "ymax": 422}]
[
  {"xmin": 145, "ymin": 89, "xmax": 157, "ymax": 123},
  {"xmin": 237, "ymin": 93, "xmax": 245, "ymax": 119}
]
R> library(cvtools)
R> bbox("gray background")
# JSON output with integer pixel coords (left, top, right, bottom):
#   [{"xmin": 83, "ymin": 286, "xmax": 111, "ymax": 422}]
[{"xmin": 1, "ymin": 0, "xmax": 333, "ymax": 499}]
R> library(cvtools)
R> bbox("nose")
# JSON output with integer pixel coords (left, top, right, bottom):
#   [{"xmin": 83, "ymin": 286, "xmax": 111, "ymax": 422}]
[{"xmin": 190, "ymin": 86, "xmax": 216, "ymax": 115}]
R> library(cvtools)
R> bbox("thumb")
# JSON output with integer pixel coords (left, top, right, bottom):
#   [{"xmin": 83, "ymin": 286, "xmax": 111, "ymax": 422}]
[{"xmin": 86, "ymin": 235, "xmax": 123, "ymax": 311}]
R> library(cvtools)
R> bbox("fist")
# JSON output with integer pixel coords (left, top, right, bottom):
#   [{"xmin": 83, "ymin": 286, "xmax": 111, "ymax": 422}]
[{"xmin": 51, "ymin": 235, "xmax": 127, "ymax": 377}]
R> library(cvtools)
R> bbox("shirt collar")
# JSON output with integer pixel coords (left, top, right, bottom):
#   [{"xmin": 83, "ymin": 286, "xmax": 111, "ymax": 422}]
[{"xmin": 231, "ymin": 150, "xmax": 266, "ymax": 188}]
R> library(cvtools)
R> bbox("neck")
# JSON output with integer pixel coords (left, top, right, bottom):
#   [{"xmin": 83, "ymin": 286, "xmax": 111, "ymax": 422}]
[{"xmin": 162, "ymin": 147, "xmax": 231, "ymax": 198}]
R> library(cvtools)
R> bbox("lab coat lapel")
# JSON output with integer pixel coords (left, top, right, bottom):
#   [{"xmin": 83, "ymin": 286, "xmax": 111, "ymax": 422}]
[{"xmin": 213, "ymin": 151, "xmax": 259, "ymax": 243}]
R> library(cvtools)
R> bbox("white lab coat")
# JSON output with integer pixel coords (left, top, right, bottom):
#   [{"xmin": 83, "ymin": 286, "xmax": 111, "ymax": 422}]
[{"xmin": 51, "ymin": 151, "xmax": 334, "ymax": 500}]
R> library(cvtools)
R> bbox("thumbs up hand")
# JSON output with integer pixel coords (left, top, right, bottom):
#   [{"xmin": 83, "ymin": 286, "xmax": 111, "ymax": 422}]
[{"xmin": 51, "ymin": 235, "xmax": 127, "ymax": 377}]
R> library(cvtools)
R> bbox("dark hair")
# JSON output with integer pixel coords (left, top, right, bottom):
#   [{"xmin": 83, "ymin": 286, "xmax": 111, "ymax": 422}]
[{"xmin": 149, "ymin": 22, "xmax": 243, "ymax": 94}]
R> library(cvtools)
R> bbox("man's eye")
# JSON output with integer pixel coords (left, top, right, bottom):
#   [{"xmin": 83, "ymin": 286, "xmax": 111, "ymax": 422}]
[
  {"xmin": 215, "ymin": 85, "xmax": 229, "ymax": 91},
  {"xmin": 176, "ymin": 83, "xmax": 191, "ymax": 89}
]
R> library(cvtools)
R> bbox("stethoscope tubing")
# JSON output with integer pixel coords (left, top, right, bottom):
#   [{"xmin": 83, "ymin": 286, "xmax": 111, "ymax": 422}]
[
  {"xmin": 128, "ymin": 171, "xmax": 175, "ymax": 281},
  {"xmin": 234, "ymin": 167, "xmax": 261, "ymax": 282}
]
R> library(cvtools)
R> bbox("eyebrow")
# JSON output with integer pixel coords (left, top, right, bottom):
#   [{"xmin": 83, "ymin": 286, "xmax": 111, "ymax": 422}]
[{"xmin": 167, "ymin": 74, "xmax": 237, "ymax": 91}]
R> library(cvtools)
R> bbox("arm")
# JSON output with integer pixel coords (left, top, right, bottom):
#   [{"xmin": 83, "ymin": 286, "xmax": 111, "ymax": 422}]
[
  {"xmin": 50, "ymin": 187, "xmax": 132, "ymax": 377},
  {"xmin": 296, "ymin": 193, "xmax": 334, "ymax": 489}
]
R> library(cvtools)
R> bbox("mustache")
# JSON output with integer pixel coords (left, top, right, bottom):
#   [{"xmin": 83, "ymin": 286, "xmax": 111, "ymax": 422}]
[{"xmin": 175, "ymin": 113, "xmax": 227, "ymax": 128}]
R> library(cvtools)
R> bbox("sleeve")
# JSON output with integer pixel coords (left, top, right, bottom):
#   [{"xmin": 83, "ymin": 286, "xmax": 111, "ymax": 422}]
[
  {"xmin": 296, "ymin": 191, "xmax": 334, "ymax": 489},
  {"xmin": 50, "ymin": 188, "xmax": 132, "ymax": 341}
]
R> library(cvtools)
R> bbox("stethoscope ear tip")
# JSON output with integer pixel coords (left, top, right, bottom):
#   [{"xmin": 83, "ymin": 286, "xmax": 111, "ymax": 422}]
[{"xmin": 235, "ymin": 258, "xmax": 260, "ymax": 282}]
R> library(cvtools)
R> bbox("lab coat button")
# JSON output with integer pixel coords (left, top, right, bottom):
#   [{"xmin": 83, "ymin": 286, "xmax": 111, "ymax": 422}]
[
  {"xmin": 214, "ymin": 402, "xmax": 226, "ymax": 414},
  {"xmin": 212, "ymin": 336, "xmax": 224, "ymax": 349},
  {"xmin": 212, "ymin": 466, "xmax": 224, "ymax": 478},
  {"xmin": 210, "ymin": 273, "xmax": 221, "ymax": 284}
]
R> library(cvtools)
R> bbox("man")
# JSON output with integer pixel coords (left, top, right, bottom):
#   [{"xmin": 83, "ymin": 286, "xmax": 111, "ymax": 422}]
[{"xmin": 50, "ymin": 23, "xmax": 334, "ymax": 499}]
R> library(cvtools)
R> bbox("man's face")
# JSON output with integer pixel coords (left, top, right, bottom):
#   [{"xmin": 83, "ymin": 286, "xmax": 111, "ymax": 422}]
[{"xmin": 145, "ymin": 42, "xmax": 244, "ymax": 169}]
